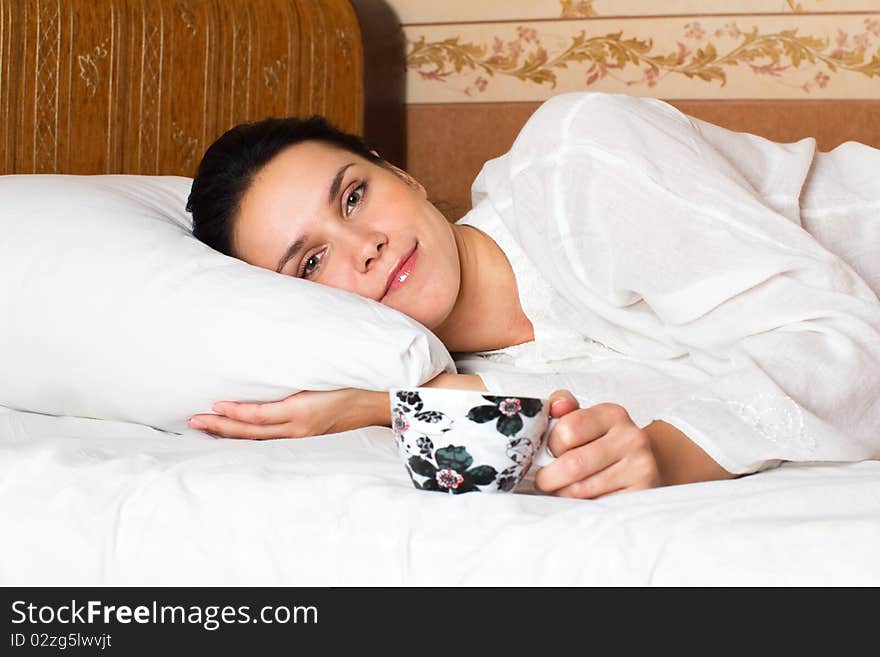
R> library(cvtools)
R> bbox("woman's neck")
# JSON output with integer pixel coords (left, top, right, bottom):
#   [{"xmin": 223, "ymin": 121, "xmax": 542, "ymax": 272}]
[{"xmin": 433, "ymin": 224, "xmax": 534, "ymax": 353}]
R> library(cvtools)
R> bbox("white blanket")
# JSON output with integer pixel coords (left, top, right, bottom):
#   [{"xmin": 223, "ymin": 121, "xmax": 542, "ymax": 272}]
[
  {"xmin": 457, "ymin": 92, "xmax": 880, "ymax": 476},
  {"xmin": 3, "ymin": 401, "xmax": 879, "ymax": 586}
]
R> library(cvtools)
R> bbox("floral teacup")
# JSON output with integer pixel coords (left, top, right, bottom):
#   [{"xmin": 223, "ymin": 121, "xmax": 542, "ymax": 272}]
[{"xmin": 389, "ymin": 386, "xmax": 555, "ymax": 494}]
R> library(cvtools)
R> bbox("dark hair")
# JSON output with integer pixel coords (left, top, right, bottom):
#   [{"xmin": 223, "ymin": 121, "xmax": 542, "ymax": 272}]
[{"xmin": 186, "ymin": 116, "xmax": 385, "ymax": 256}]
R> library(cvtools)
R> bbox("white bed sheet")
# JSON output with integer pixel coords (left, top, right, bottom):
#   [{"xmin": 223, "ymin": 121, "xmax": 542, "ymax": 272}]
[{"xmin": 2, "ymin": 402, "xmax": 879, "ymax": 586}]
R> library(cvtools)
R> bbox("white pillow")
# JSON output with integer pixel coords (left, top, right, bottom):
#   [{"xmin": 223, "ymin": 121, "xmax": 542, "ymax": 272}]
[{"xmin": 0, "ymin": 175, "xmax": 455, "ymax": 432}]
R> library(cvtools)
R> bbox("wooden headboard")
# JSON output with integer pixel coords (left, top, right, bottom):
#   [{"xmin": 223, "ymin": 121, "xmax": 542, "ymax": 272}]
[{"xmin": 0, "ymin": 0, "xmax": 367, "ymax": 177}]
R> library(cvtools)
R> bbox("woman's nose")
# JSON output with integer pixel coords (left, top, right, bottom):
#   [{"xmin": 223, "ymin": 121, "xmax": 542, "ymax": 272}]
[{"xmin": 357, "ymin": 232, "xmax": 387, "ymax": 271}]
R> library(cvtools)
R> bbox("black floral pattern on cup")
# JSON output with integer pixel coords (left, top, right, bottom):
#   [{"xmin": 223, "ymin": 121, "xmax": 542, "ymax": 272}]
[
  {"xmin": 416, "ymin": 436, "xmax": 434, "ymax": 458},
  {"xmin": 496, "ymin": 437, "xmax": 537, "ymax": 491},
  {"xmin": 393, "ymin": 389, "xmax": 547, "ymax": 494},
  {"xmin": 393, "ymin": 392, "xmax": 454, "ymax": 444},
  {"xmin": 466, "ymin": 395, "xmax": 544, "ymax": 437},
  {"xmin": 496, "ymin": 465, "xmax": 520, "ymax": 492},
  {"xmin": 407, "ymin": 445, "xmax": 497, "ymax": 494},
  {"xmin": 392, "ymin": 408, "xmax": 410, "ymax": 435},
  {"xmin": 505, "ymin": 436, "xmax": 534, "ymax": 465},
  {"xmin": 414, "ymin": 409, "xmax": 448, "ymax": 425},
  {"xmin": 394, "ymin": 390, "xmax": 424, "ymax": 412}
]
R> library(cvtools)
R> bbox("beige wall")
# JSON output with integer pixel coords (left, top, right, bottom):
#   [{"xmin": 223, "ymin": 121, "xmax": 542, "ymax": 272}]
[{"xmin": 384, "ymin": 0, "xmax": 880, "ymax": 218}]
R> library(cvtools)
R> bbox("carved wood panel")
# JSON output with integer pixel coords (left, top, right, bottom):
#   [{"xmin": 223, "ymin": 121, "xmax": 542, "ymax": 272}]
[{"xmin": 0, "ymin": 0, "xmax": 364, "ymax": 176}]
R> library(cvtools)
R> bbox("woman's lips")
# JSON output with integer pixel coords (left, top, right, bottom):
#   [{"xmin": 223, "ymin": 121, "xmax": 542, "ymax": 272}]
[{"xmin": 382, "ymin": 245, "xmax": 418, "ymax": 300}]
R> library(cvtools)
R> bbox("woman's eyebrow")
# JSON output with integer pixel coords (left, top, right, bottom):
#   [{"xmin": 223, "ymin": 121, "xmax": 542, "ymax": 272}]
[
  {"xmin": 275, "ymin": 236, "xmax": 307, "ymax": 273},
  {"xmin": 328, "ymin": 162, "xmax": 355, "ymax": 205},
  {"xmin": 274, "ymin": 161, "xmax": 356, "ymax": 274}
]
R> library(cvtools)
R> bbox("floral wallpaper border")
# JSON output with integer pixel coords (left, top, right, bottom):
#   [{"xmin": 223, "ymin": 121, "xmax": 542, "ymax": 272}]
[{"xmin": 404, "ymin": 14, "xmax": 880, "ymax": 101}]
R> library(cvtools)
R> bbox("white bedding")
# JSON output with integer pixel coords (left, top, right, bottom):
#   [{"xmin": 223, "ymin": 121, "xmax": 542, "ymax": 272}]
[
  {"xmin": 3, "ymin": 394, "xmax": 879, "ymax": 586},
  {"xmin": 458, "ymin": 92, "xmax": 880, "ymax": 476}
]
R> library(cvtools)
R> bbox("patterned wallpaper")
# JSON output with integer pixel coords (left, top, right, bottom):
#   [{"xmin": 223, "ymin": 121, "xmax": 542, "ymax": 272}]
[{"xmin": 388, "ymin": 0, "xmax": 880, "ymax": 101}]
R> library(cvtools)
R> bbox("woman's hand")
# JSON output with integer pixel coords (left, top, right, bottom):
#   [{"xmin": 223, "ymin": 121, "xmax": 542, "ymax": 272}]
[
  {"xmin": 188, "ymin": 387, "xmax": 390, "ymax": 439},
  {"xmin": 186, "ymin": 372, "xmax": 488, "ymax": 440},
  {"xmin": 533, "ymin": 390, "xmax": 661, "ymax": 498}
]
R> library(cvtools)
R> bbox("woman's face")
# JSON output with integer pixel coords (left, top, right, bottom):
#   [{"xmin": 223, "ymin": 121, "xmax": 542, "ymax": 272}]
[{"xmin": 232, "ymin": 141, "xmax": 461, "ymax": 330}]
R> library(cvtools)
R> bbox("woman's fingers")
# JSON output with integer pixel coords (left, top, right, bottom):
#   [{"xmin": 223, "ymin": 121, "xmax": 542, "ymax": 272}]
[
  {"xmin": 552, "ymin": 459, "xmax": 642, "ymax": 499},
  {"xmin": 533, "ymin": 434, "xmax": 620, "ymax": 493},
  {"xmin": 188, "ymin": 413, "xmax": 296, "ymax": 439},
  {"xmin": 535, "ymin": 404, "xmax": 625, "ymax": 492},
  {"xmin": 545, "ymin": 402, "xmax": 631, "ymax": 457},
  {"xmin": 536, "ymin": 402, "xmax": 657, "ymax": 496},
  {"xmin": 538, "ymin": 439, "xmax": 659, "ymax": 499},
  {"xmin": 211, "ymin": 397, "xmax": 297, "ymax": 425},
  {"xmin": 547, "ymin": 389, "xmax": 580, "ymax": 419}
]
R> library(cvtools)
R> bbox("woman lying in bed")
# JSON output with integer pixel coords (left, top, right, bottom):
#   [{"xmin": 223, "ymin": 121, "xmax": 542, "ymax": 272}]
[{"xmin": 186, "ymin": 91, "xmax": 880, "ymax": 499}]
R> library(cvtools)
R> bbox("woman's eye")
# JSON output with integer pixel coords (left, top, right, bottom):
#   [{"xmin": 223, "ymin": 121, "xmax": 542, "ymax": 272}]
[
  {"xmin": 300, "ymin": 250, "xmax": 324, "ymax": 279},
  {"xmin": 299, "ymin": 182, "xmax": 365, "ymax": 279},
  {"xmin": 345, "ymin": 183, "xmax": 366, "ymax": 214}
]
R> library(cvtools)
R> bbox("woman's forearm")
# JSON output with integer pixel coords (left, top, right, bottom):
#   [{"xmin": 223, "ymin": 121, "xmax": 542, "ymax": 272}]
[
  {"xmin": 366, "ymin": 389, "xmax": 392, "ymax": 427},
  {"xmin": 643, "ymin": 419, "xmax": 740, "ymax": 486},
  {"xmin": 421, "ymin": 372, "xmax": 488, "ymax": 392}
]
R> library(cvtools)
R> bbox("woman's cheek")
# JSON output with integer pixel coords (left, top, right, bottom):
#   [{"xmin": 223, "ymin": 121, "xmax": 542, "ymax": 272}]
[{"xmin": 416, "ymin": 274, "xmax": 458, "ymax": 328}]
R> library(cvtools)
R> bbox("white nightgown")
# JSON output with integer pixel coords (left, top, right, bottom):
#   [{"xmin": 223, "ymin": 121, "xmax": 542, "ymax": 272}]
[{"xmin": 453, "ymin": 91, "xmax": 880, "ymax": 475}]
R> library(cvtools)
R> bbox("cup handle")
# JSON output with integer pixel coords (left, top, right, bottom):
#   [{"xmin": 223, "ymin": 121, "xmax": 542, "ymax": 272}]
[{"xmin": 532, "ymin": 417, "xmax": 559, "ymax": 468}]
